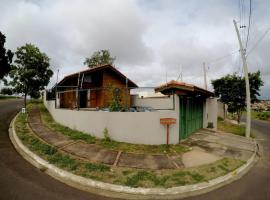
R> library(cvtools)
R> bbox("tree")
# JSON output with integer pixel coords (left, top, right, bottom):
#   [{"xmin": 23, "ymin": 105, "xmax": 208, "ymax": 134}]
[
  {"xmin": 84, "ymin": 50, "xmax": 115, "ymax": 68},
  {"xmin": 212, "ymin": 71, "xmax": 263, "ymax": 123},
  {"xmin": 29, "ymin": 90, "xmax": 41, "ymax": 99},
  {"xmin": 0, "ymin": 87, "xmax": 13, "ymax": 95},
  {"xmin": 8, "ymin": 44, "xmax": 53, "ymax": 109},
  {"xmin": 0, "ymin": 31, "xmax": 13, "ymax": 79}
]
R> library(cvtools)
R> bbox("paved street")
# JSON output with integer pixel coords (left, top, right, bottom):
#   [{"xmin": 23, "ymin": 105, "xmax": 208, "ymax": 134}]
[
  {"xmin": 1, "ymin": 99, "xmax": 270, "ymax": 200},
  {"xmin": 0, "ymin": 99, "xmax": 115, "ymax": 200}
]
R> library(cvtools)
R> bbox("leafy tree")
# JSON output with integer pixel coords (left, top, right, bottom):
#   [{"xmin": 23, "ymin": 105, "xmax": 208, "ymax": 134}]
[
  {"xmin": 84, "ymin": 50, "xmax": 115, "ymax": 68},
  {"xmin": 29, "ymin": 90, "xmax": 41, "ymax": 99},
  {"xmin": 0, "ymin": 87, "xmax": 13, "ymax": 95},
  {"xmin": 0, "ymin": 31, "xmax": 13, "ymax": 79},
  {"xmin": 8, "ymin": 44, "xmax": 53, "ymax": 109},
  {"xmin": 212, "ymin": 71, "xmax": 263, "ymax": 123}
]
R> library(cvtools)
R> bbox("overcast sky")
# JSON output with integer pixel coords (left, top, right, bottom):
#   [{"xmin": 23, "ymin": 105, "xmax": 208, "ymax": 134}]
[{"xmin": 1, "ymin": 0, "xmax": 269, "ymax": 99}]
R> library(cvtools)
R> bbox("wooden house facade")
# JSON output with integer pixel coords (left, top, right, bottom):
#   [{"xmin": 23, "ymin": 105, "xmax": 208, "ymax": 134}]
[{"xmin": 57, "ymin": 65, "xmax": 138, "ymax": 109}]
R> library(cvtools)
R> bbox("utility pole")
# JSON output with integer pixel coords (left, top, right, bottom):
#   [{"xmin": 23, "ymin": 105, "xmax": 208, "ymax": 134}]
[
  {"xmin": 233, "ymin": 19, "xmax": 251, "ymax": 138},
  {"xmin": 203, "ymin": 62, "xmax": 207, "ymax": 90}
]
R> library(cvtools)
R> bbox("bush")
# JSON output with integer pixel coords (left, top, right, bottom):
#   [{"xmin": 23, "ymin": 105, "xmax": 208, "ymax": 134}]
[{"xmin": 1, "ymin": 87, "xmax": 13, "ymax": 95}]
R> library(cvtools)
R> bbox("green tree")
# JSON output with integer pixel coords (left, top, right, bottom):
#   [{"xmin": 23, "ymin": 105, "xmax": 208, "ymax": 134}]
[
  {"xmin": 8, "ymin": 44, "xmax": 53, "ymax": 109},
  {"xmin": 29, "ymin": 90, "xmax": 41, "ymax": 99},
  {"xmin": 84, "ymin": 50, "xmax": 115, "ymax": 68},
  {"xmin": 0, "ymin": 31, "xmax": 13, "ymax": 79},
  {"xmin": 0, "ymin": 87, "xmax": 13, "ymax": 95},
  {"xmin": 212, "ymin": 71, "xmax": 263, "ymax": 123}
]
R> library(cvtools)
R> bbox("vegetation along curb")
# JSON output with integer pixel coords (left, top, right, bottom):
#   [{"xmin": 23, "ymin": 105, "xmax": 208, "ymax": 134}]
[{"xmin": 9, "ymin": 112, "xmax": 259, "ymax": 200}]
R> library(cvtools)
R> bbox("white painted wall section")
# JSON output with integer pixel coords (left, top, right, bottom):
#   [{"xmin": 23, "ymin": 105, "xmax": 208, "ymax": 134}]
[
  {"xmin": 44, "ymin": 95, "xmax": 180, "ymax": 145},
  {"xmin": 203, "ymin": 97, "xmax": 218, "ymax": 131},
  {"xmin": 132, "ymin": 95, "xmax": 174, "ymax": 110}
]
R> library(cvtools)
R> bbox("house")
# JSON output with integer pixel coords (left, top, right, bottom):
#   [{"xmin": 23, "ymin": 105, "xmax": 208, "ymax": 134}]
[
  {"xmin": 45, "ymin": 77, "xmax": 217, "ymax": 144},
  {"xmin": 155, "ymin": 80, "xmax": 214, "ymax": 139},
  {"xmin": 56, "ymin": 64, "xmax": 138, "ymax": 109}
]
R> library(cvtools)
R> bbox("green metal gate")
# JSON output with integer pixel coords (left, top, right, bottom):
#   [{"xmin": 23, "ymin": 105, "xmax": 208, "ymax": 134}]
[{"xmin": 180, "ymin": 96, "xmax": 203, "ymax": 140}]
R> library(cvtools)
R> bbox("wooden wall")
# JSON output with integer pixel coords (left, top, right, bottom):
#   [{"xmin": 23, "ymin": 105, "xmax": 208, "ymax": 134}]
[{"xmin": 102, "ymin": 71, "xmax": 131, "ymax": 108}]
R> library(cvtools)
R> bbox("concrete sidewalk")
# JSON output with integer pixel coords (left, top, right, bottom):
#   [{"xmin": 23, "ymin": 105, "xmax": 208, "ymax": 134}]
[{"xmin": 28, "ymin": 105, "xmax": 256, "ymax": 170}]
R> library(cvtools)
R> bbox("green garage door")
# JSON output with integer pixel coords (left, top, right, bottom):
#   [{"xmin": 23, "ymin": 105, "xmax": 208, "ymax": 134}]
[{"xmin": 180, "ymin": 96, "xmax": 203, "ymax": 140}]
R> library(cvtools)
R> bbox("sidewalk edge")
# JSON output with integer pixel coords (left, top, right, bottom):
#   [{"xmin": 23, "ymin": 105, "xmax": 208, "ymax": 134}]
[{"xmin": 9, "ymin": 113, "xmax": 259, "ymax": 200}]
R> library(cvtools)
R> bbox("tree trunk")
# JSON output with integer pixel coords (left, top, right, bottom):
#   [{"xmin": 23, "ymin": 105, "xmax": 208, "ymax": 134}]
[{"xmin": 237, "ymin": 110, "xmax": 241, "ymax": 124}]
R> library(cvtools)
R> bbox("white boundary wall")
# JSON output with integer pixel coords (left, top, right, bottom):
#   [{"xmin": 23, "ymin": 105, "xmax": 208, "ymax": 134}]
[
  {"xmin": 44, "ymin": 95, "xmax": 180, "ymax": 145},
  {"xmin": 203, "ymin": 97, "xmax": 218, "ymax": 131},
  {"xmin": 132, "ymin": 95, "xmax": 174, "ymax": 110}
]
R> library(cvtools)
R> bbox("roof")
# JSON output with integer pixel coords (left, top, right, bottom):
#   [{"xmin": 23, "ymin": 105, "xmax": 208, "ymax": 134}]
[
  {"xmin": 58, "ymin": 64, "xmax": 138, "ymax": 88},
  {"xmin": 155, "ymin": 80, "xmax": 214, "ymax": 97}
]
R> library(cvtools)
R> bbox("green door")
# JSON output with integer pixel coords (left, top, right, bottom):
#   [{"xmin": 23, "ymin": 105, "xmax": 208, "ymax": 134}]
[{"xmin": 179, "ymin": 96, "xmax": 203, "ymax": 140}]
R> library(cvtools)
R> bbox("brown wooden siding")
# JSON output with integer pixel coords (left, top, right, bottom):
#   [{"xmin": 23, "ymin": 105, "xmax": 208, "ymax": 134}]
[{"xmin": 102, "ymin": 71, "xmax": 131, "ymax": 108}]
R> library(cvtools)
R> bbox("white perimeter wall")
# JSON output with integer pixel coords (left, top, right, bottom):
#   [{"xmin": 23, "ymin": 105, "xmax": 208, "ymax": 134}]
[
  {"xmin": 44, "ymin": 95, "xmax": 180, "ymax": 145},
  {"xmin": 203, "ymin": 97, "xmax": 218, "ymax": 131},
  {"xmin": 132, "ymin": 95, "xmax": 174, "ymax": 110},
  {"xmin": 217, "ymin": 101, "xmax": 228, "ymax": 119}
]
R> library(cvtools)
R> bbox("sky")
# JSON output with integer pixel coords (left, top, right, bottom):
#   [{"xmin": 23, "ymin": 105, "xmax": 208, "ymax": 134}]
[{"xmin": 1, "ymin": 0, "xmax": 269, "ymax": 99}]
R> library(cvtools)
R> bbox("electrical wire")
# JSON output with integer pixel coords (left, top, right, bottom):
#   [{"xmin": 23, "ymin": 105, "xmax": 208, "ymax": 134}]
[
  {"xmin": 207, "ymin": 50, "xmax": 239, "ymax": 64},
  {"xmin": 245, "ymin": 0, "xmax": 252, "ymax": 49},
  {"xmin": 247, "ymin": 26, "xmax": 270, "ymax": 55}
]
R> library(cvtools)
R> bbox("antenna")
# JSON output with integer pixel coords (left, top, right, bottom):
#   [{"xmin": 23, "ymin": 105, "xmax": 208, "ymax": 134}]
[{"xmin": 176, "ymin": 65, "xmax": 183, "ymax": 81}]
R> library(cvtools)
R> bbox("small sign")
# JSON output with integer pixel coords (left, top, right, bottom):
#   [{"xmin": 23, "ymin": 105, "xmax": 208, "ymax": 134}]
[{"xmin": 160, "ymin": 118, "xmax": 176, "ymax": 125}]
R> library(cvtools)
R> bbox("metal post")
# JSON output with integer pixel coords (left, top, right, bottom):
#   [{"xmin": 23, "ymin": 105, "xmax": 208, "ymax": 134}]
[{"xmin": 233, "ymin": 19, "xmax": 251, "ymax": 138}]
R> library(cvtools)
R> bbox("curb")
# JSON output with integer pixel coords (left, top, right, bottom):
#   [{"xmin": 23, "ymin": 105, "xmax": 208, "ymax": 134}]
[{"xmin": 9, "ymin": 113, "xmax": 259, "ymax": 200}]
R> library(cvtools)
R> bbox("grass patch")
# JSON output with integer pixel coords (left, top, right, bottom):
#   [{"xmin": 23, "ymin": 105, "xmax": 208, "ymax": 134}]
[
  {"xmin": 39, "ymin": 104, "xmax": 96, "ymax": 144},
  {"xmin": 38, "ymin": 103, "xmax": 189, "ymax": 155},
  {"xmin": 14, "ymin": 103, "xmax": 245, "ymax": 188},
  {"xmin": 0, "ymin": 95, "xmax": 19, "ymax": 99},
  {"xmin": 251, "ymin": 111, "xmax": 270, "ymax": 122},
  {"xmin": 217, "ymin": 119, "xmax": 255, "ymax": 138}
]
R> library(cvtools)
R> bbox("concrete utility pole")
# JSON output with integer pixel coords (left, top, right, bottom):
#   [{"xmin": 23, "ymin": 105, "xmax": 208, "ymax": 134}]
[
  {"xmin": 233, "ymin": 19, "xmax": 251, "ymax": 138},
  {"xmin": 203, "ymin": 62, "xmax": 207, "ymax": 90}
]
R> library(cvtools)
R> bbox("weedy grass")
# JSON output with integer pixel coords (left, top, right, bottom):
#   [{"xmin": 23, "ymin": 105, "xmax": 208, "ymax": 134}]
[
  {"xmin": 217, "ymin": 119, "xmax": 255, "ymax": 138},
  {"xmin": 38, "ymin": 103, "xmax": 190, "ymax": 155},
  {"xmin": 13, "ymin": 103, "xmax": 245, "ymax": 188}
]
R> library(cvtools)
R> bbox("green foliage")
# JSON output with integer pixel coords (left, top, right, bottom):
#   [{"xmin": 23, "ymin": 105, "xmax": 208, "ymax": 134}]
[
  {"xmin": 212, "ymin": 71, "xmax": 263, "ymax": 123},
  {"xmin": 29, "ymin": 90, "xmax": 41, "ymax": 99},
  {"xmin": 48, "ymin": 153, "xmax": 79, "ymax": 171},
  {"xmin": 84, "ymin": 49, "xmax": 115, "ymax": 68},
  {"xmin": 84, "ymin": 163, "xmax": 110, "ymax": 172},
  {"xmin": 109, "ymin": 87, "xmax": 122, "ymax": 111},
  {"xmin": 257, "ymin": 112, "xmax": 270, "ymax": 120},
  {"xmin": 0, "ymin": 87, "xmax": 13, "ymax": 95},
  {"xmin": 7, "ymin": 43, "xmax": 53, "ymax": 108},
  {"xmin": 0, "ymin": 31, "xmax": 13, "ymax": 79}
]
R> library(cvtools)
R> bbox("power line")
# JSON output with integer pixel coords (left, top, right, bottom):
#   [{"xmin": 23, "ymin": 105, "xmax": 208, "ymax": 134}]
[
  {"xmin": 207, "ymin": 50, "xmax": 239, "ymax": 64},
  {"xmin": 247, "ymin": 26, "xmax": 270, "ymax": 55},
  {"xmin": 245, "ymin": 0, "xmax": 252, "ymax": 49}
]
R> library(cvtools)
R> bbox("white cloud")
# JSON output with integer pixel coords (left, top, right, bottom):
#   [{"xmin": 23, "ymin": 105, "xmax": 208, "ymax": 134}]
[{"xmin": 0, "ymin": 0, "xmax": 269, "ymax": 98}]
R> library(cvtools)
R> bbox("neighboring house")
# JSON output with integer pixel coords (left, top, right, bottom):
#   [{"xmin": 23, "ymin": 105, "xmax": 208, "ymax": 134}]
[
  {"xmin": 56, "ymin": 64, "xmax": 138, "ymax": 109},
  {"xmin": 155, "ymin": 80, "xmax": 214, "ymax": 139}
]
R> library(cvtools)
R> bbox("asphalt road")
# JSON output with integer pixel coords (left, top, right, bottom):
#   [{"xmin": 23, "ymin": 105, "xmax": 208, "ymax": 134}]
[
  {"xmin": 0, "ymin": 99, "xmax": 117, "ymax": 200},
  {"xmin": 0, "ymin": 100, "xmax": 270, "ymax": 200}
]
